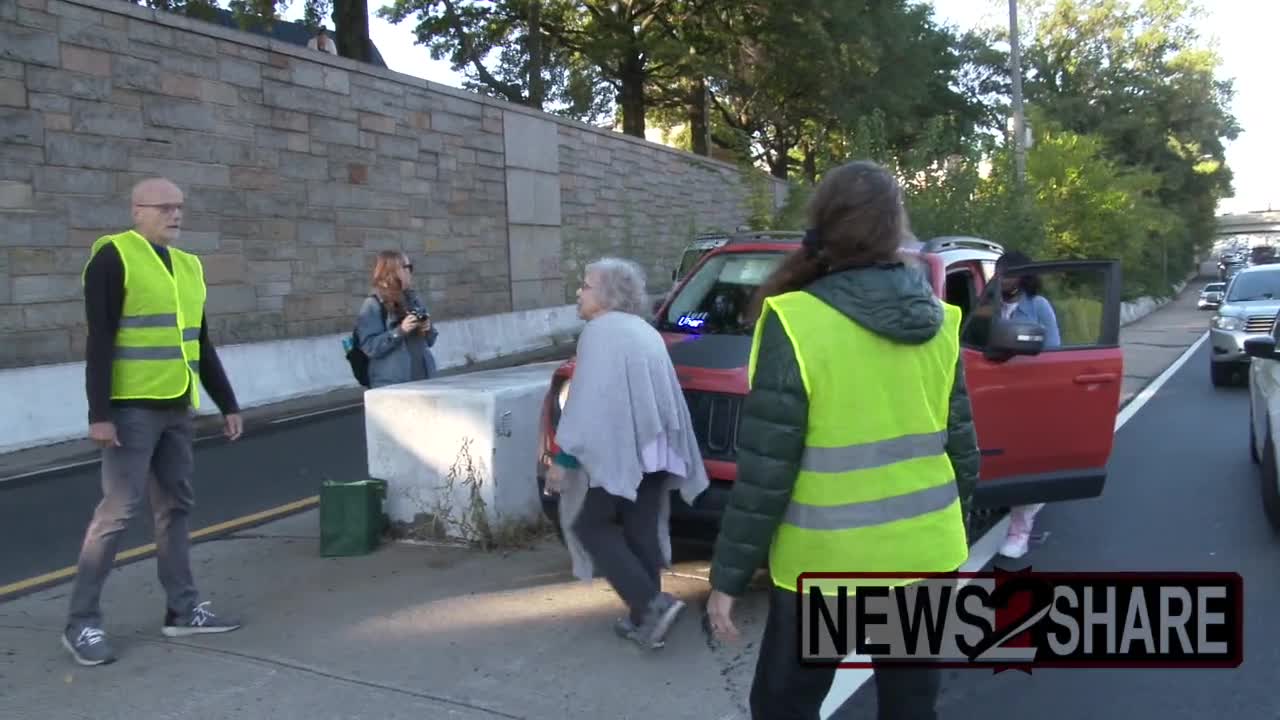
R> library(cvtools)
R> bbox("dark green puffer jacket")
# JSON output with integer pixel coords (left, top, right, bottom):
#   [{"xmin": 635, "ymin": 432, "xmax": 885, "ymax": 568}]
[{"xmin": 708, "ymin": 262, "xmax": 982, "ymax": 598}]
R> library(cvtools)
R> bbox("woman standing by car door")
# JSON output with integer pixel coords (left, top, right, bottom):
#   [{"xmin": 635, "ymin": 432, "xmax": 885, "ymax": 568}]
[{"xmin": 703, "ymin": 160, "xmax": 982, "ymax": 719}]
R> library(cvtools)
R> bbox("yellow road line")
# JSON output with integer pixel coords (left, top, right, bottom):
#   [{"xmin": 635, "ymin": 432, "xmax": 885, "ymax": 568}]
[{"xmin": 0, "ymin": 495, "xmax": 319, "ymax": 600}]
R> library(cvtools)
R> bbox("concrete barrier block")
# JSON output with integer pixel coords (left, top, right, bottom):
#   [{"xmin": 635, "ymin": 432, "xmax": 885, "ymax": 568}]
[{"xmin": 364, "ymin": 361, "xmax": 560, "ymax": 543}]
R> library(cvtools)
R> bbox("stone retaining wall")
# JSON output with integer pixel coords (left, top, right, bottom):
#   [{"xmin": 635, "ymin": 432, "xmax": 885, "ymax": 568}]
[{"xmin": 0, "ymin": 0, "xmax": 783, "ymax": 368}]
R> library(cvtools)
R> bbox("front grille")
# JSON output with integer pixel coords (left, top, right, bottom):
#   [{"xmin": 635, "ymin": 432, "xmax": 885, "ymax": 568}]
[
  {"xmin": 684, "ymin": 390, "xmax": 742, "ymax": 461},
  {"xmin": 1246, "ymin": 314, "xmax": 1276, "ymax": 334}
]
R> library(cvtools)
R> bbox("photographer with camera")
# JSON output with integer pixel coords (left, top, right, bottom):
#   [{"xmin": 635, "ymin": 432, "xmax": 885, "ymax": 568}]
[{"xmin": 354, "ymin": 250, "xmax": 439, "ymax": 388}]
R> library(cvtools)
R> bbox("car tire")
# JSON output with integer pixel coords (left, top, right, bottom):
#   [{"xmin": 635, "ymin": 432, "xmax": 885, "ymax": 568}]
[
  {"xmin": 1261, "ymin": 428, "xmax": 1280, "ymax": 533},
  {"xmin": 1251, "ymin": 404, "xmax": 1262, "ymax": 465},
  {"xmin": 1211, "ymin": 362, "xmax": 1235, "ymax": 388}
]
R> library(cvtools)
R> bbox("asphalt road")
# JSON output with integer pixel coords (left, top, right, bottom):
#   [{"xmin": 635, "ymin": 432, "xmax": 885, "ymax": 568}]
[
  {"xmin": 0, "ymin": 408, "xmax": 366, "ymax": 588},
  {"xmin": 832, "ymin": 339, "xmax": 1277, "ymax": 719}
]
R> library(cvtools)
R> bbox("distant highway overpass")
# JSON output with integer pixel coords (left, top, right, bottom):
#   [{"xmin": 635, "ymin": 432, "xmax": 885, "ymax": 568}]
[{"xmin": 1217, "ymin": 212, "xmax": 1280, "ymax": 236}]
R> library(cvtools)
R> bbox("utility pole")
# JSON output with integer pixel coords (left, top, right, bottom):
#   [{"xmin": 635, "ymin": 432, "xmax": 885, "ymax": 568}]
[{"xmin": 1009, "ymin": 0, "xmax": 1027, "ymax": 185}]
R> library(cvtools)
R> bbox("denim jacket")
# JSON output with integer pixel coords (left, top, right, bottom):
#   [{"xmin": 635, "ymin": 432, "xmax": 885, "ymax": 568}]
[
  {"xmin": 1004, "ymin": 293, "xmax": 1061, "ymax": 348},
  {"xmin": 355, "ymin": 290, "xmax": 439, "ymax": 388}
]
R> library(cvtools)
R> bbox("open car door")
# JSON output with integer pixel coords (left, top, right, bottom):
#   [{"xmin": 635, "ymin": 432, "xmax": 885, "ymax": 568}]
[{"xmin": 958, "ymin": 260, "xmax": 1124, "ymax": 509}]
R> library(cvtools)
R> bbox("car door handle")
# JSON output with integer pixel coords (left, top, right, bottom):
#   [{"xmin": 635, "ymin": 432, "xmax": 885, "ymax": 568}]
[{"xmin": 1074, "ymin": 373, "xmax": 1119, "ymax": 385}]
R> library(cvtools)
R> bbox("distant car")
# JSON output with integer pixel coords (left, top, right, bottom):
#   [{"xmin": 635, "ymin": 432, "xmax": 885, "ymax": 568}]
[
  {"xmin": 1210, "ymin": 264, "xmax": 1280, "ymax": 386},
  {"xmin": 1242, "ymin": 319, "xmax": 1280, "ymax": 531},
  {"xmin": 1199, "ymin": 282, "xmax": 1227, "ymax": 310}
]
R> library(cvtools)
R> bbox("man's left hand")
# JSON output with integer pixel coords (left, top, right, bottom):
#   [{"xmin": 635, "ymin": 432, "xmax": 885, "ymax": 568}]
[{"xmin": 224, "ymin": 413, "xmax": 243, "ymax": 442}]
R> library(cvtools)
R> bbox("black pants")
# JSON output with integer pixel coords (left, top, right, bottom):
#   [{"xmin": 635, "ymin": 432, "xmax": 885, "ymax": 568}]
[
  {"xmin": 749, "ymin": 585, "xmax": 943, "ymax": 720},
  {"xmin": 571, "ymin": 472, "xmax": 667, "ymax": 625}
]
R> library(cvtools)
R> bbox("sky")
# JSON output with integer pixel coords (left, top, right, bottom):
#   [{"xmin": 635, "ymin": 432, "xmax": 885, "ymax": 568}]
[{"xmin": 283, "ymin": 0, "xmax": 1277, "ymax": 215}]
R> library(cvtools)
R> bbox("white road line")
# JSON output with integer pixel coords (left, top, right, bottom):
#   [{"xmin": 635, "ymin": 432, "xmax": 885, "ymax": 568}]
[
  {"xmin": 0, "ymin": 402, "xmax": 366, "ymax": 484},
  {"xmin": 1115, "ymin": 331, "xmax": 1208, "ymax": 431},
  {"xmin": 0, "ymin": 457, "xmax": 100, "ymax": 484},
  {"xmin": 819, "ymin": 331, "xmax": 1207, "ymax": 718},
  {"xmin": 268, "ymin": 402, "xmax": 363, "ymax": 425}
]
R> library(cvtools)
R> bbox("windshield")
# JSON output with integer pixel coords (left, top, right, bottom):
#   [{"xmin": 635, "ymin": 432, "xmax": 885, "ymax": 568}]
[
  {"xmin": 676, "ymin": 248, "xmax": 706, "ymax": 279},
  {"xmin": 1204, "ymin": 283, "xmax": 1225, "ymax": 292},
  {"xmin": 658, "ymin": 251, "xmax": 787, "ymax": 334},
  {"xmin": 1227, "ymin": 271, "xmax": 1280, "ymax": 302}
]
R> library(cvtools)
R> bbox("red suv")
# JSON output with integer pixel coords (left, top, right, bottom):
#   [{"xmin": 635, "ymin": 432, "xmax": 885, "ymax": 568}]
[{"xmin": 535, "ymin": 232, "xmax": 1124, "ymax": 541}]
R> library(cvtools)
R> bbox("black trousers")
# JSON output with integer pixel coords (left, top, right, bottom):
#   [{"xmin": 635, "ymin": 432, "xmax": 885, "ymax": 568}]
[
  {"xmin": 749, "ymin": 585, "xmax": 943, "ymax": 720},
  {"xmin": 571, "ymin": 472, "xmax": 667, "ymax": 625}
]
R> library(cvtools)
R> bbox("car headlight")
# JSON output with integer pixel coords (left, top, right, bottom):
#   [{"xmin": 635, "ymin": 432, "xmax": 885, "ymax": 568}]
[
  {"xmin": 556, "ymin": 379, "xmax": 571, "ymax": 410},
  {"xmin": 1213, "ymin": 315, "xmax": 1244, "ymax": 331}
]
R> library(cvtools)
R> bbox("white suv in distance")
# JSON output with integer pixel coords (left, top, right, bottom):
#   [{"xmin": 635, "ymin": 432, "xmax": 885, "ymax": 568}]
[{"xmin": 1210, "ymin": 265, "xmax": 1280, "ymax": 386}]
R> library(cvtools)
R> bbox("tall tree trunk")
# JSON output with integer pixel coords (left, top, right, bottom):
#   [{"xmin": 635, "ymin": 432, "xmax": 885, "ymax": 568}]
[
  {"xmin": 688, "ymin": 77, "xmax": 709, "ymax": 155},
  {"xmin": 619, "ymin": 53, "xmax": 646, "ymax": 138},
  {"xmin": 526, "ymin": 0, "xmax": 545, "ymax": 110},
  {"xmin": 803, "ymin": 143, "xmax": 816, "ymax": 183},
  {"xmin": 334, "ymin": 0, "xmax": 372, "ymax": 62},
  {"xmin": 769, "ymin": 138, "xmax": 791, "ymax": 179}
]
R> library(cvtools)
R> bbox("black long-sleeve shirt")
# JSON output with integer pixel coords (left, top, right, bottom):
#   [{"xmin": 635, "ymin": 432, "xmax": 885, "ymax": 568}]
[{"xmin": 84, "ymin": 241, "xmax": 239, "ymax": 424}]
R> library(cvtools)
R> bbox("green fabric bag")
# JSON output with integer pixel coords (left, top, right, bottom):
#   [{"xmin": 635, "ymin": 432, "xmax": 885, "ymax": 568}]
[{"xmin": 319, "ymin": 479, "xmax": 389, "ymax": 557}]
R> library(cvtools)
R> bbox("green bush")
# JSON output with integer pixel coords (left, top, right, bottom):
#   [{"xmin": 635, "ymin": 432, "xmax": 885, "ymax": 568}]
[{"xmin": 1051, "ymin": 296, "xmax": 1104, "ymax": 347}]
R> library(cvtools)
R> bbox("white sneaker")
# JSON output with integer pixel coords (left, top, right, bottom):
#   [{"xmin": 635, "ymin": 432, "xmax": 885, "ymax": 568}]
[{"xmin": 999, "ymin": 530, "xmax": 1030, "ymax": 559}]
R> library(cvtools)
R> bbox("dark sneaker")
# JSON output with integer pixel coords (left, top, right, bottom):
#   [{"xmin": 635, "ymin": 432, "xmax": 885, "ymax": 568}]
[
  {"xmin": 633, "ymin": 592, "xmax": 686, "ymax": 649},
  {"xmin": 162, "ymin": 601, "xmax": 241, "ymax": 637},
  {"xmin": 613, "ymin": 617, "xmax": 665, "ymax": 649},
  {"xmin": 62, "ymin": 625, "xmax": 116, "ymax": 666}
]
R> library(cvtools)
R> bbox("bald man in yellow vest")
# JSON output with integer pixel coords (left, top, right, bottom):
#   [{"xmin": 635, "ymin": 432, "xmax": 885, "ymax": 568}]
[{"xmin": 64, "ymin": 178, "xmax": 245, "ymax": 667}]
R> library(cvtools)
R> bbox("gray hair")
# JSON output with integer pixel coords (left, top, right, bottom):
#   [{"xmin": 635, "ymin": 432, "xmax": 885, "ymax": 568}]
[{"xmin": 585, "ymin": 257, "xmax": 649, "ymax": 316}]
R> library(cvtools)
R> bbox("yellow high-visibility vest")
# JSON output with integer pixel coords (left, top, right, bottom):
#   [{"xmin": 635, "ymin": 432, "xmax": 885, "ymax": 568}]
[
  {"xmin": 748, "ymin": 289, "xmax": 969, "ymax": 595},
  {"xmin": 83, "ymin": 230, "xmax": 206, "ymax": 408}
]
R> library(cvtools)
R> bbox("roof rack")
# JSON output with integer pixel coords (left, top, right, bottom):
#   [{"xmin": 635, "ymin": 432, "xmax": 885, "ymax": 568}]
[
  {"xmin": 725, "ymin": 230, "xmax": 804, "ymax": 244},
  {"xmin": 921, "ymin": 236, "xmax": 1006, "ymax": 255}
]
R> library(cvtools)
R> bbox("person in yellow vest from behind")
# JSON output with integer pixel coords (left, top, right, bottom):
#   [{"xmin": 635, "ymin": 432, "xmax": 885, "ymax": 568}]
[
  {"xmin": 63, "ymin": 178, "xmax": 244, "ymax": 667},
  {"xmin": 705, "ymin": 161, "xmax": 981, "ymax": 719}
]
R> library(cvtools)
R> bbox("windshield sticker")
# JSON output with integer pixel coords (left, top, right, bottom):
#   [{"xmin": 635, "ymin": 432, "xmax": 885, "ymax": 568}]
[{"xmin": 677, "ymin": 312, "xmax": 709, "ymax": 330}]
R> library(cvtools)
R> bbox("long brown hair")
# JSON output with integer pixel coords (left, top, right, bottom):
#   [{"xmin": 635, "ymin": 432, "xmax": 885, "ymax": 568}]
[
  {"xmin": 371, "ymin": 250, "xmax": 408, "ymax": 314},
  {"xmin": 748, "ymin": 160, "xmax": 908, "ymax": 322}
]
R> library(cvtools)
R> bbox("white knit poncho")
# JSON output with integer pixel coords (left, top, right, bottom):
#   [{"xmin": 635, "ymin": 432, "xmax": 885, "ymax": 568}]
[{"xmin": 554, "ymin": 310, "xmax": 710, "ymax": 581}]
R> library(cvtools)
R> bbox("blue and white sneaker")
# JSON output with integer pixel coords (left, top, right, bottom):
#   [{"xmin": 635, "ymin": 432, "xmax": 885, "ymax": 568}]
[
  {"xmin": 62, "ymin": 624, "xmax": 116, "ymax": 666},
  {"xmin": 162, "ymin": 601, "xmax": 241, "ymax": 637}
]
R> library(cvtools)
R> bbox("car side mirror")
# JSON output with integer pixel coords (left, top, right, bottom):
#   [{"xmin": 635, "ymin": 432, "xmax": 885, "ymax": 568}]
[
  {"xmin": 671, "ymin": 268, "xmax": 678, "ymax": 281},
  {"xmin": 1244, "ymin": 337, "xmax": 1280, "ymax": 360},
  {"xmin": 984, "ymin": 318, "xmax": 1046, "ymax": 361}
]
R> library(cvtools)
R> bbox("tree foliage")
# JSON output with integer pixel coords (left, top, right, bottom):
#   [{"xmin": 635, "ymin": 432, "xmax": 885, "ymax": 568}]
[{"xmin": 131, "ymin": 0, "xmax": 1239, "ymax": 298}]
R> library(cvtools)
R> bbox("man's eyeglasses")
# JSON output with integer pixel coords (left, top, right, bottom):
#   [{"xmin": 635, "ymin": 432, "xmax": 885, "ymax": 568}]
[
  {"xmin": 135, "ymin": 203, "xmax": 183, "ymax": 214},
  {"xmin": 403, "ymin": 263, "xmax": 414, "ymax": 272}
]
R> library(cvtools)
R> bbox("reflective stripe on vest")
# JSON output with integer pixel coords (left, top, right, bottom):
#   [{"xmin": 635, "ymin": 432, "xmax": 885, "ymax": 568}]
[
  {"xmin": 83, "ymin": 230, "xmax": 206, "ymax": 408},
  {"xmin": 748, "ymin": 288, "xmax": 969, "ymax": 594}
]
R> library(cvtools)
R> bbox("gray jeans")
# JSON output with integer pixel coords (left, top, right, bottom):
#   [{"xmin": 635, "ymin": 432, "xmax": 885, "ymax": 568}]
[
  {"xmin": 570, "ymin": 472, "xmax": 667, "ymax": 625},
  {"xmin": 68, "ymin": 406, "xmax": 199, "ymax": 628}
]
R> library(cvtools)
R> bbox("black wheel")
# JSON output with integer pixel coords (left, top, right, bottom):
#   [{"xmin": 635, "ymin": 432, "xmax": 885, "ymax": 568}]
[
  {"xmin": 1261, "ymin": 429, "xmax": 1280, "ymax": 533},
  {"xmin": 1251, "ymin": 404, "xmax": 1262, "ymax": 465},
  {"xmin": 1211, "ymin": 362, "xmax": 1235, "ymax": 387}
]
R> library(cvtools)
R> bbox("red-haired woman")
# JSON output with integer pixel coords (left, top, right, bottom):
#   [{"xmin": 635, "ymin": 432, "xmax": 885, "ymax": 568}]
[{"xmin": 355, "ymin": 250, "xmax": 438, "ymax": 388}]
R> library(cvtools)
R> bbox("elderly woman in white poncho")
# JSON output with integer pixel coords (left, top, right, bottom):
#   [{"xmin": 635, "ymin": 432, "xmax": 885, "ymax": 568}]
[{"xmin": 545, "ymin": 257, "xmax": 709, "ymax": 651}]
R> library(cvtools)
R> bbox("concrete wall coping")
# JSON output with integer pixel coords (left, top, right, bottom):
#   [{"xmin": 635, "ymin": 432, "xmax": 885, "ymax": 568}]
[{"xmin": 57, "ymin": 0, "xmax": 772, "ymax": 181}]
